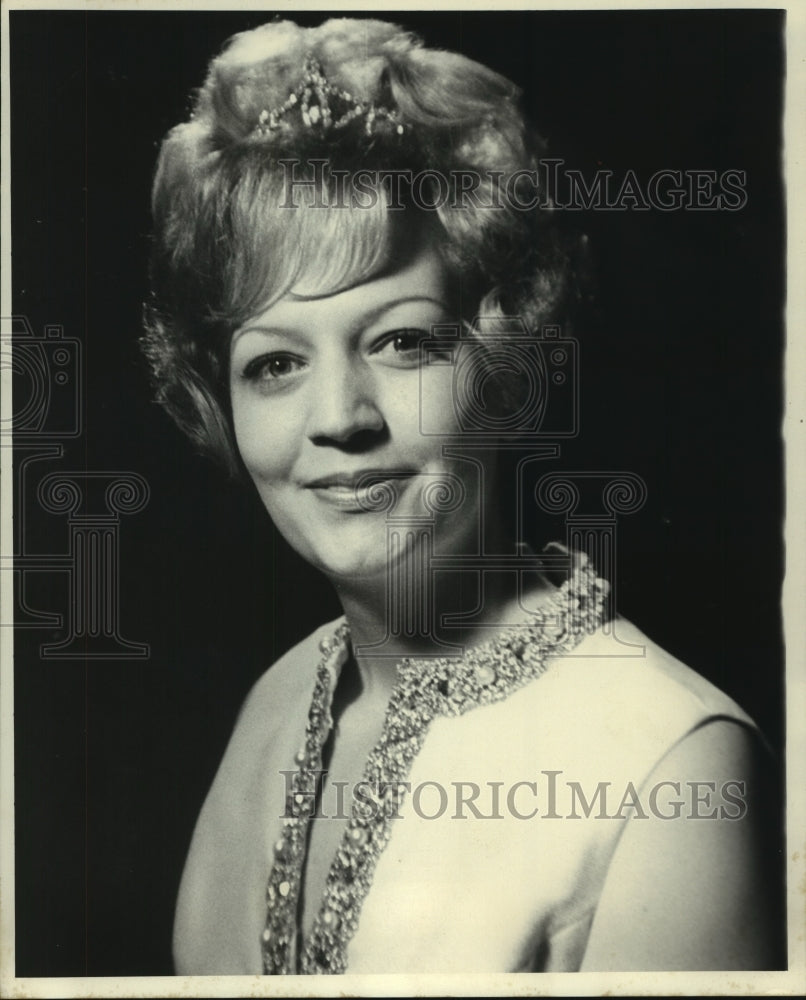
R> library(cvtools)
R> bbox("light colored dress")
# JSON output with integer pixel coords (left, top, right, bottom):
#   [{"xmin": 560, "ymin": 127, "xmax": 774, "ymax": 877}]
[{"xmin": 173, "ymin": 557, "xmax": 756, "ymax": 975}]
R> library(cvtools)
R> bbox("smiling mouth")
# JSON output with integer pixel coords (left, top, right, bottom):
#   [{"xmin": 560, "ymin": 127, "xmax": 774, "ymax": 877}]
[{"xmin": 304, "ymin": 470, "xmax": 418, "ymax": 511}]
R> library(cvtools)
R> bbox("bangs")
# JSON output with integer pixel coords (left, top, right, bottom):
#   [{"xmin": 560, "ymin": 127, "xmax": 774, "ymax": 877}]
[{"xmin": 218, "ymin": 161, "xmax": 418, "ymax": 324}]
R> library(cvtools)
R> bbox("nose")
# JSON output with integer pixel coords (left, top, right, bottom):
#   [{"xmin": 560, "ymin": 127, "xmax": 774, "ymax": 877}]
[{"xmin": 306, "ymin": 358, "xmax": 385, "ymax": 447}]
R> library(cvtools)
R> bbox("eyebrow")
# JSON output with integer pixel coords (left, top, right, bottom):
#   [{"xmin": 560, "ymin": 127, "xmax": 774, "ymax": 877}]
[{"xmin": 233, "ymin": 295, "xmax": 452, "ymax": 344}]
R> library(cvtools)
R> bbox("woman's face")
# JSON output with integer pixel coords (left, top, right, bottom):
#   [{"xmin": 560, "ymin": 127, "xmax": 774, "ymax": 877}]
[{"xmin": 230, "ymin": 241, "xmax": 485, "ymax": 582}]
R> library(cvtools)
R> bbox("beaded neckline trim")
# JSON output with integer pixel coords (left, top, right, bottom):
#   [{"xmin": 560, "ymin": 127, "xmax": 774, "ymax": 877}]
[{"xmin": 261, "ymin": 550, "xmax": 610, "ymax": 974}]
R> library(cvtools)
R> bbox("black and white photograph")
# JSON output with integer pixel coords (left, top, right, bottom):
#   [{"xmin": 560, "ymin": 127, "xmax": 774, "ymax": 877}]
[{"xmin": 1, "ymin": 1, "xmax": 803, "ymax": 995}]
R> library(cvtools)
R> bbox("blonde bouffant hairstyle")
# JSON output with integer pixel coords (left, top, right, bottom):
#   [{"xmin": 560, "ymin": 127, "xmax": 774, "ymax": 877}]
[{"xmin": 143, "ymin": 17, "xmax": 568, "ymax": 475}]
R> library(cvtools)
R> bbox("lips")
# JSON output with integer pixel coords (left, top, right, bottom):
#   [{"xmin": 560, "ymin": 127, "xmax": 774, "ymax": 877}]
[{"xmin": 303, "ymin": 469, "xmax": 418, "ymax": 511}]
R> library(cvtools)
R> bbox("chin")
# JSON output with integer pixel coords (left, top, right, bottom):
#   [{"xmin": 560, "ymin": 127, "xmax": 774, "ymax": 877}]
[
  {"xmin": 307, "ymin": 548, "xmax": 390, "ymax": 586},
  {"xmin": 272, "ymin": 491, "xmax": 482, "ymax": 587},
  {"xmin": 282, "ymin": 521, "xmax": 390, "ymax": 583}
]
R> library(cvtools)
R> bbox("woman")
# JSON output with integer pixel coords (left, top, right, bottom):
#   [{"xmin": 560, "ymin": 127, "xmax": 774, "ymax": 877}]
[{"xmin": 143, "ymin": 17, "xmax": 782, "ymax": 975}]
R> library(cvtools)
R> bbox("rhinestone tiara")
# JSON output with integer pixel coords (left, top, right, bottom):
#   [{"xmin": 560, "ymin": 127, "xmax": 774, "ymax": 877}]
[{"xmin": 253, "ymin": 56, "xmax": 406, "ymax": 138}]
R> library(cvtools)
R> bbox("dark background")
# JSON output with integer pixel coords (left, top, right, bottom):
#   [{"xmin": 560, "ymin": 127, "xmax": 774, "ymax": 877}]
[{"xmin": 10, "ymin": 9, "xmax": 785, "ymax": 976}]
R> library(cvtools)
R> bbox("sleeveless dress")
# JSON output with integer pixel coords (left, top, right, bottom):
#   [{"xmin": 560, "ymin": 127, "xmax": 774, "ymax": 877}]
[{"xmin": 173, "ymin": 552, "xmax": 757, "ymax": 975}]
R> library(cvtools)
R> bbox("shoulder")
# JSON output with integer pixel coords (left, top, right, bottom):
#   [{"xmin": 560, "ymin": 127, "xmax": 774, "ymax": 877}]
[
  {"xmin": 422, "ymin": 612, "xmax": 761, "ymax": 800},
  {"xmin": 564, "ymin": 617, "xmax": 783, "ymax": 968},
  {"xmin": 463, "ymin": 611, "xmax": 765, "ymax": 800},
  {"xmin": 245, "ymin": 614, "xmax": 347, "ymax": 708},
  {"xmin": 173, "ymin": 615, "xmax": 347, "ymax": 972},
  {"xmin": 188, "ymin": 614, "xmax": 346, "ymax": 832},
  {"xmin": 232, "ymin": 614, "xmax": 347, "ymax": 737},
  {"xmin": 549, "ymin": 613, "xmax": 757, "ymax": 732},
  {"xmin": 579, "ymin": 715, "xmax": 784, "ymax": 970},
  {"xmin": 556, "ymin": 618, "xmax": 783, "ymax": 969}
]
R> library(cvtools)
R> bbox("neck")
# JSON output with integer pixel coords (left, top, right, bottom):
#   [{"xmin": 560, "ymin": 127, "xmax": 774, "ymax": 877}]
[{"xmin": 328, "ymin": 528, "xmax": 554, "ymax": 700}]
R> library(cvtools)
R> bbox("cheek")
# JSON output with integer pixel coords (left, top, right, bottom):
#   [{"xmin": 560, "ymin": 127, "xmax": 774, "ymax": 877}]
[
  {"xmin": 404, "ymin": 367, "xmax": 463, "ymax": 442},
  {"xmin": 230, "ymin": 395, "xmax": 300, "ymax": 483}
]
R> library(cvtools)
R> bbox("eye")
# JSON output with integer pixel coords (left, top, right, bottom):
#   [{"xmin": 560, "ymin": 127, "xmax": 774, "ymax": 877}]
[
  {"xmin": 241, "ymin": 352, "xmax": 306, "ymax": 384},
  {"xmin": 374, "ymin": 328, "xmax": 427, "ymax": 355},
  {"xmin": 371, "ymin": 328, "xmax": 452, "ymax": 367}
]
